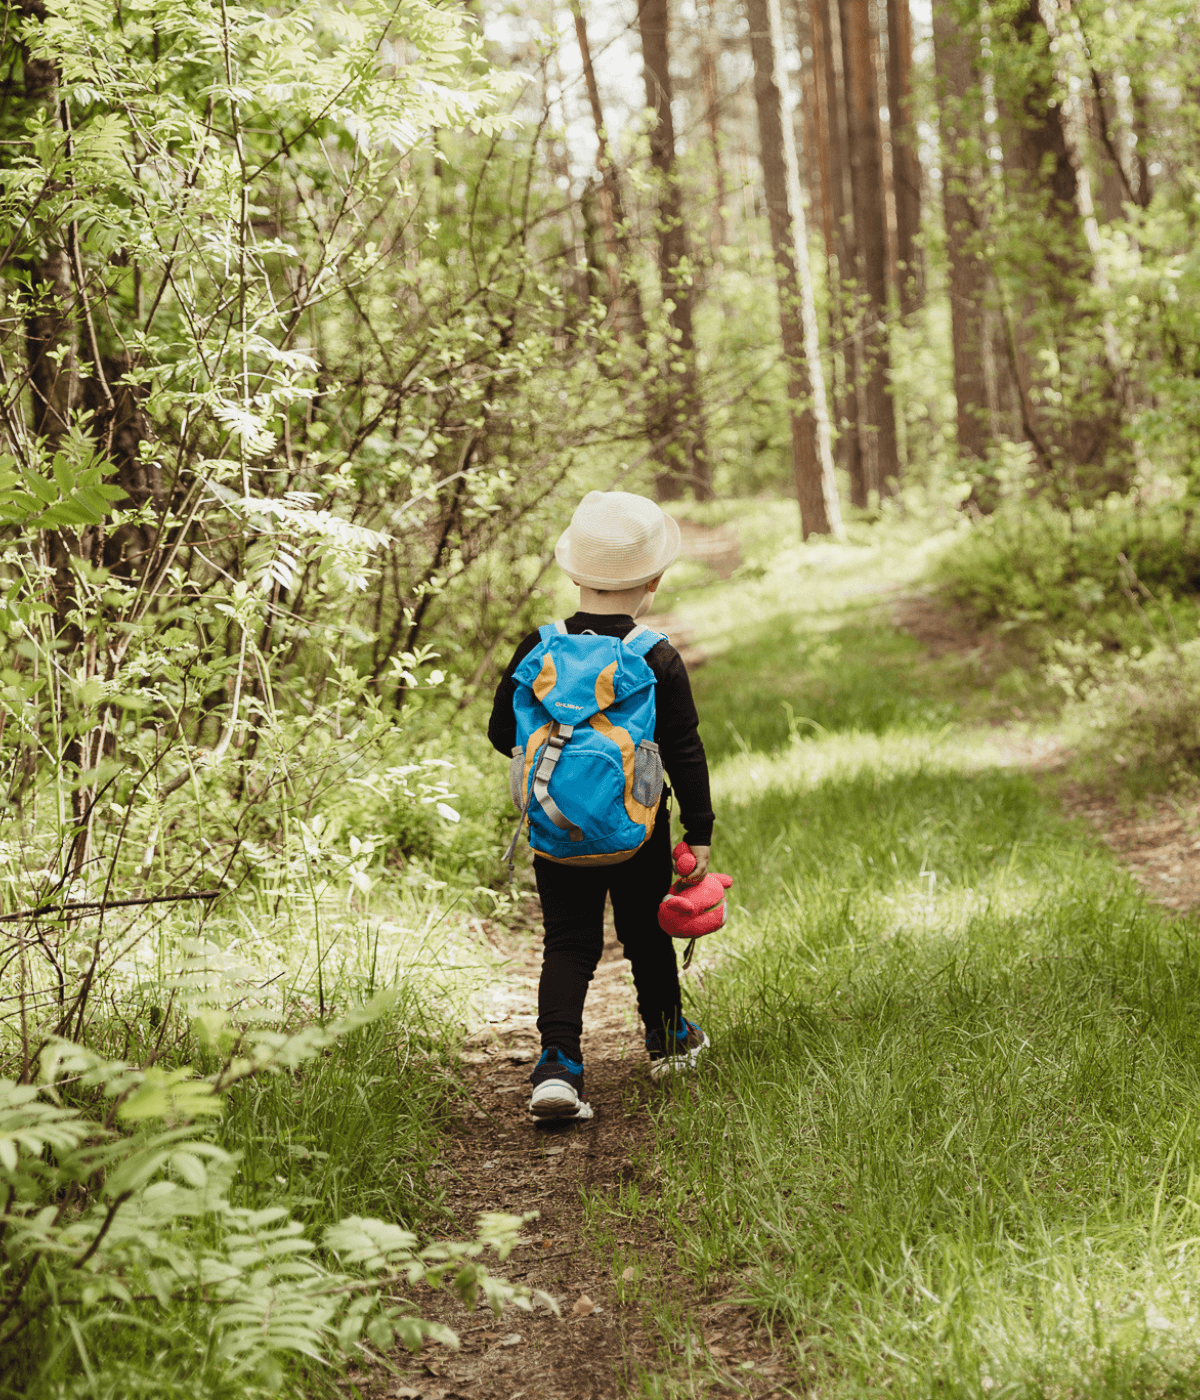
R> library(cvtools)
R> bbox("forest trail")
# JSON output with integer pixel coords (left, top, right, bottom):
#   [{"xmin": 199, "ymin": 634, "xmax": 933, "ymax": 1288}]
[
  {"xmin": 364, "ymin": 910, "xmax": 790, "ymax": 1400},
  {"xmin": 894, "ymin": 590, "xmax": 1200, "ymax": 916},
  {"xmin": 364, "ymin": 530, "xmax": 1200, "ymax": 1400}
]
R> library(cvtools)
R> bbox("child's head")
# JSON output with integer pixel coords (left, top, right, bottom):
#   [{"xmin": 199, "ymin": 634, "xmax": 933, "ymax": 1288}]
[{"xmin": 555, "ymin": 491, "xmax": 681, "ymax": 616}]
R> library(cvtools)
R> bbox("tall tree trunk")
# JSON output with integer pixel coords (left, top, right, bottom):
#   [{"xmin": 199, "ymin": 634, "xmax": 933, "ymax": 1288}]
[
  {"xmin": 869, "ymin": 0, "xmax": 898, "ymax": 300},
  {"xmin": 1084, "ymin": 70, "xmax": 1132, "ymax": 222},
  {"xmin": 886, "ymin": 0, "xmax": 922, "ymax": 314},
  {"xmin": 698, "ymin": 9, "xmax": 728, "ymax": 256},
  {"xmin": 799, "ymin": 0, "xmax": 834, "ymax": 258},
  {"xmin": 838, "ymin": 0, "xmax": 900, "ymax": 496},
  {"xmin": 745, "ymin": 0, "xmax": 843, "ymax": 538},
  {"xmin": 932, "ymin": 0, "xmax": 990, "ymax": 470},
  {"xmin": 1130, "ymin": 75, "xmax": 1152, "ymax": 208},
  {"xmin": 995, "ymin": 0, "xmax": 1117, "ymax": 482},
  {"xmin": 570, "ymin": 0, "xmax": 645, "ymax": 340},
  {"xmin": 813, "ymin": 0, "xmax": 866, "ymax": 504},
  {"xmin": 23, "ymin": 29, "xmax": 76, "ymax": 450},
  {"xmin": 21, "ymin": 5, "xmax": 94, "ymax": 870},
  {"xmin": 637, "ymin": 0, "xmax": 712, "ymax": 501}
]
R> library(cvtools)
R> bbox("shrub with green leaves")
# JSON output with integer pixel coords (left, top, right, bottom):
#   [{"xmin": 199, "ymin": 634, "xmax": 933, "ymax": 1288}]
[
  {"xmin": 1050, "ymin": 636, "xmax": 1200, "ymax": 792},
  {"xmin": 932, "ymin": 498, "xmax": 1200, "ymax": 655},
  {"xmin": 0, "ymin": 997, "xmax": 545, "ymax": 1399}
]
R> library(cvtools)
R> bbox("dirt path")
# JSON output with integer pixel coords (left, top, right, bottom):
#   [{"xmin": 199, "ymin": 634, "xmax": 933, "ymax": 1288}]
[{"xmin": 343, "ymin": 905, "xmax": 795, "ymax": 1400}]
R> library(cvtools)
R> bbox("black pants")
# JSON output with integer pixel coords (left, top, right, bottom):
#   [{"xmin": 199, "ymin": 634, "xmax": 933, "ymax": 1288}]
[{"xmin": 532, "ymin": 808, "xmax": 681, "ymax": 1063}]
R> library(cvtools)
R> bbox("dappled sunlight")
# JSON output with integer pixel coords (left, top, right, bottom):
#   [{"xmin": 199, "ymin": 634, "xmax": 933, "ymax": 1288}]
[
  {"xmin": 711, "ymin": 724, "xmax": 1028, "ymax": 805},
  {"xmin": 681, "ymin": 520, "xmax": 958, "ymax": 664}
]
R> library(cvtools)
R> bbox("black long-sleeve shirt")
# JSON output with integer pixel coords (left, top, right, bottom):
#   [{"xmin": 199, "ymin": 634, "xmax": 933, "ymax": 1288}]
[{"xmin": 487, "ymin": 612, "xmax": 714, "ymax": 846}]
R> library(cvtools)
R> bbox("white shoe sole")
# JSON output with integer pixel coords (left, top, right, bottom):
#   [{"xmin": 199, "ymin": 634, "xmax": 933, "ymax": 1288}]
[
  {"xmin": 649, "ymin": 1029, "xmax": 710, "ymax": 1081},
  {"xmin": 529, "ymin": 1079, "xmax": 594, "ymax": 1121}
]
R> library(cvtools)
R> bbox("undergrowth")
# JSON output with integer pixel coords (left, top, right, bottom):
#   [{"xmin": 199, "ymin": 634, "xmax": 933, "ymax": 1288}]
[{"xmin": 931, "ymin": 497, "xmax": 1200, "ymax": 655}]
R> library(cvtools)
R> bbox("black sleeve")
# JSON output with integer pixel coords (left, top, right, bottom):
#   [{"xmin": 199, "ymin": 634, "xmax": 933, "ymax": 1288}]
[
  {"xmin": 648, "ymin": 642, "xmax": 715, "ymax": 847},
  {"xmin": 487, "ymin": 631, "xmax": 541, "ymax": 756}
]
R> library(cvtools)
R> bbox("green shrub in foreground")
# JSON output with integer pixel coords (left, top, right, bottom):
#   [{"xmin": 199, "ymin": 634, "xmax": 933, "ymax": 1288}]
[
  {"xmin": 1055, "ymin": 636, "xmax": 1200, "ymax": 793},
  {"xmin": 0, "ymin": 998, "xmax": 541, "ymax": 1400}
]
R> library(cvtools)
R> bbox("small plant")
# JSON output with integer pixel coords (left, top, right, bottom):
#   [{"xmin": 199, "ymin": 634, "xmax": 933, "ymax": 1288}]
[{"xmin": 931, "ymin": 497, "xmax": 1200, "ymax": 656}]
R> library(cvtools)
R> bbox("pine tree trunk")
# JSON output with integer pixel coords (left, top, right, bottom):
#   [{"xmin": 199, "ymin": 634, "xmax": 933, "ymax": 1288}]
[
  {"xmin": 744, "ymin": 0, "xmax": 843, "ymax": 539},
  {"xmin": 932, "ymin": 0, "xmax": 990, "ymax": 470},
  {"xmin": 570, "ymin": 0, "xmax": 645, "ymax": 340},
  {"xmin": 886, "ymin": 0, "xmax": 922, "ymax": 314},
  {"xmin": 995, "ymin": 0, "xmax": 1118, "ymax": 482},
  {"xmin": 637, "ymin": 0, "xmax": 711, "ymax": 501},
  {"xmin": 838, "ymin": 0, "xmax": 900, "ymax": 496},
  {"xmin": 812, "ymin": 0, "xmax": 866, "ymax": 505}
]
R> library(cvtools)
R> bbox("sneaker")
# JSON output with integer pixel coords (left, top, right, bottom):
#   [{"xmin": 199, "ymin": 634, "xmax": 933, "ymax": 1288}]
[
  {"xmin": 646, "ymin": 1017, "xmax": 709, "ymax": 1080},
  {"xmin": 529, "ymin": 1048, "xmax": 594, "ymax": 1121}
]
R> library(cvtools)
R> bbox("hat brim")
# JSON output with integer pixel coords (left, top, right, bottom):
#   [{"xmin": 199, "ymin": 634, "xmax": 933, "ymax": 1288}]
[{"xmin": 555, "ymin": 513, "xmax": 682, "ymax": 591}]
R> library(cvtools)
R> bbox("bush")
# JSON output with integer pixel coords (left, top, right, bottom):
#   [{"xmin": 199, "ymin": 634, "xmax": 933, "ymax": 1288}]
[
  {"xmin": 0, "ymin": 1000, "xmax": 543, "ymax": 1400},
  {"xmin": 1054, "ymin": 638, "xmax": 1200, "ymax": 793},
  {"xmin": 931, "ymin": 498, "xmax": 1200, "ymax": 654}
]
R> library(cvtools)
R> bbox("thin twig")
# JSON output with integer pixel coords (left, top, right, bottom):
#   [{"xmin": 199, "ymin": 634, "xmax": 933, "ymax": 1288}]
[{"xmin": 0, "ymin": 891, "xmax": 221, "ymax": 925}]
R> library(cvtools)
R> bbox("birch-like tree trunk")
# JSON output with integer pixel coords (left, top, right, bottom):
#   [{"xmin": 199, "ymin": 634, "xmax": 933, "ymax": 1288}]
[{"xmin": 745, "ymin": 0, "xmax": 844, "ymax": 538}]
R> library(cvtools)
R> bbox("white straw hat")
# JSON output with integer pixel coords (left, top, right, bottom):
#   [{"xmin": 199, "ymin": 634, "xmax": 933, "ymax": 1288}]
[{"xmin": 555, "ymin": 490, "xmax": 682, "ymax": 590}]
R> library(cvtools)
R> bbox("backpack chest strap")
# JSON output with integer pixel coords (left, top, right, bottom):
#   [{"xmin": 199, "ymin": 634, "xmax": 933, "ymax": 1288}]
[{"xmin": 532, "ymin": 723, "xmax": 583, "ymax": 842}]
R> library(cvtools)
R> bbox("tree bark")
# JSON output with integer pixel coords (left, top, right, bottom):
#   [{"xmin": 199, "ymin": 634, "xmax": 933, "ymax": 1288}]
[
  {"xmin": 744, "ymin": 0, "xmax": 843, "ymax": 538},
  {"xmin": 23, "ymin": 32, "xmax": 76, "ymax": 448},
  {"xmin": 995, "ymin": 0, "xmax": 1118, "ymax": 482},
  {"xmin": 812, "ymin": 0, "xmax": 865, "ymax": 504},
  {"xmin": 932, "ymin": 0, "xmax": 990, "ymax": 469},
  {"xmin": 570, "ymin": 0, "xmax": 645, "ymax": 340},
  {"xmin": 838, "ymin": 0, "xmax": 900, "ymax": 495},
  {"xmin": 699, "ymin": 29, "xmax": 728, "ymax": 255},
  {"xmin": 637, "ymin": 0, "xmax": 711, "ymax": 501},
  {"xmin": 886, "ymin": 0, "xmax": 922, "ymax": 314}
]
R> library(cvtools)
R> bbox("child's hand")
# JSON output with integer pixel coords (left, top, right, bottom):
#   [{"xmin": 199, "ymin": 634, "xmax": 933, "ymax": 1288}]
[{"xmin": 676, "ymin": 844, "xmax": 711, "ymax": 888}]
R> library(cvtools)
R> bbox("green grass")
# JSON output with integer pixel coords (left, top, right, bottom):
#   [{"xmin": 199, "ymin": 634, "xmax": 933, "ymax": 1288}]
[
  {"xmin": 219, "ymin": 1001, "xmax": 455, "ymax": 1228},
  {"xmin": 598, "ymin": 523, "xmax": 1200, "ymax": 1399}
]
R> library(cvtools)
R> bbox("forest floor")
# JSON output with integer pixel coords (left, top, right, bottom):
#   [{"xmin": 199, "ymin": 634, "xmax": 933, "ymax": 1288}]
[
  {"xmin": 356, "ymin": 910, "xmax": 794, "ymax": 1400},
  {"xmin": 893, "ymin": 589, "xmax": 1200, "ymax": 917},
  {"xmin": 357, "ymin": 512, "xmax": 1200, "ymax": 1400}
]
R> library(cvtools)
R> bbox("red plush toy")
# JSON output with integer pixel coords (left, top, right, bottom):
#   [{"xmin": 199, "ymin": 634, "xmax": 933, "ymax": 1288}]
[{"xmin": 658, "ymin": 842, "xmax": 733, "ymax": 962}]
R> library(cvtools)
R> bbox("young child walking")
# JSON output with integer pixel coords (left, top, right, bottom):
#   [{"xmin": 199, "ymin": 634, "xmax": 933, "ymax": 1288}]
[{"xmin": 488, "ymin": 490, "xmax": 715, "ymax": 1121}]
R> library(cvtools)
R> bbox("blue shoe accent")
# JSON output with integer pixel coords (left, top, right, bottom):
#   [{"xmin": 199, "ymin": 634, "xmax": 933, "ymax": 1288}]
[
  {"xmin": 529, "ymin": 1048, "xmax": 593, "ymax": 1121},
  {"xmin": 646, "ymin": 1017, "xmax": 709, "ymax": 1079},
  {"xmin": 532, "ymin": 1048, "xmax": 583, "ymax": 1080}
]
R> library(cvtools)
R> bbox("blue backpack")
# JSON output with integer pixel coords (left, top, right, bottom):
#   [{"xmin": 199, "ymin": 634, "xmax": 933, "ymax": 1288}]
[{"xmin": 504, "ymin": 621, "xmax": 665, "ymax": 868}]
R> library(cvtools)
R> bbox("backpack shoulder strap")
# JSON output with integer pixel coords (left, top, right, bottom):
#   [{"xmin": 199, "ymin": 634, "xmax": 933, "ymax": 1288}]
[
  {"xmin": 621, "ymin": 624, "xmax": 665, "ymax": 659},
  {"xmin": 536, "ymin": 620, "xmax": 568, "ymax": 644}
]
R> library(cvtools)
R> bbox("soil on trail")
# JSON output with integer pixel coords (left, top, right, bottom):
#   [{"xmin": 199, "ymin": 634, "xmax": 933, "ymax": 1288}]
[
  {"xmin": 1059, "ymin": 785, "xmax": 1200, "ymax": 914},
  {"xmin": 344, "ymin": 904, "xmax": 796, "ymax": 1400}
]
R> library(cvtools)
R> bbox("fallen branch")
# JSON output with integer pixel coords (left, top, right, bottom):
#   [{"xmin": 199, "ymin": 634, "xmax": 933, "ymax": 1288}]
[{"xmin": 0, "ymin": 891, "xmax": 221, "ymax": 925}]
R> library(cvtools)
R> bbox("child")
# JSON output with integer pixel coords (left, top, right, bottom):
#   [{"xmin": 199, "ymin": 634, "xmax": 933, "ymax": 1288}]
[{"xmin": 488, "ymin": 490, "xmax": 715, "ymax": 1120}]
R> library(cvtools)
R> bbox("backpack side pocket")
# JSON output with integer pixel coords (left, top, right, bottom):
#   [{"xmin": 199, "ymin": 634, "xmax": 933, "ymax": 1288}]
[
  {"xmin": 510, "ymin": 746, "xmax": 527, "ymax": 811},
  {"xmin": 632, "ymin": 739, "xmax": 663, "ymax": 807}
]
